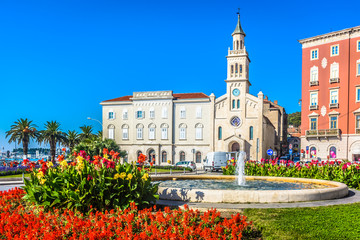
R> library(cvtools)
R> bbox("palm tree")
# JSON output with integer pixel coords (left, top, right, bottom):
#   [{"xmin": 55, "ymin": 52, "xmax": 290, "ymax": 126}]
[
  {"xmin": 6, "ymin": 118, "xmax": 38, "ymax": 158},
  {"xmin": 79, "ymin": 125, "xmax": 95, "ymax": 140},
  {"xmin": 64, "ymin": 130, "xmax": 80, "ymax": 153},
  {"xmin": 38, "ymin": 121, "xmax": 66, "ymax": 162}
]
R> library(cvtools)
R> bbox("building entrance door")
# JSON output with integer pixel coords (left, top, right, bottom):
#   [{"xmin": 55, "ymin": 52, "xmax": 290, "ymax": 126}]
[
  {"xmin": 148, "ymin": 149, "xmax": 155, "ymax": 164},
  {"xmin": 231, "ymin": 142, "xmax": 240, "ymax": 152}
]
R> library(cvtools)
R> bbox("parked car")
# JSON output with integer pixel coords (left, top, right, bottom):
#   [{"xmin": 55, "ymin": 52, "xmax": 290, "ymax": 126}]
[
  {"xmin": 175, "ymin": 161, "xmax": 196, "ymax": 171},
  {"xmin": 203, "ymin": 152, "xmax": 228, "ymax": 172}
]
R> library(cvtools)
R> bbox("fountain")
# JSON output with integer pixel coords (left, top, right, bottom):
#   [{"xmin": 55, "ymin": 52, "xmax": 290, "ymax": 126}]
[{"xmin": 235, "ymin": 152, "xmax": 246, "ymax": 186}]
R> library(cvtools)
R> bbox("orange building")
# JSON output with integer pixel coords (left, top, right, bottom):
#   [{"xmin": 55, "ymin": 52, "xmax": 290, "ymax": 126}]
[{"xmin": 299, "ymin": 26, "xmax": 360, "ymax": 161}]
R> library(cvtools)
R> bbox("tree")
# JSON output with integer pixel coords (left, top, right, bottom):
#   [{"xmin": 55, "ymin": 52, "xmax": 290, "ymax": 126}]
[
  {"xmin": 79, "ymin": 125, "xmax": 95, "ymax": 141},
  {"xmin": 38, "ymin": 121, "xmax": 66, "ymax": 162},
  {"xmin": 74, "ymin": 138, "xmax": 126, "ymax": 159},
  {"xmin": 6, "ymin": 118, "xmax": 38, "ymax": 158},
  {"xmin": 64, "ymin": 130, "xmax": 80, "ymax": 153},
  {"xmin": 288, "ymin": 112, "xmax": 301, "ymax": 127}
]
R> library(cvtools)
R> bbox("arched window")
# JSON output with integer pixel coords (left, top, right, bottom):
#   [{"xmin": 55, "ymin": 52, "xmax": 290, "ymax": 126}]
[
  {"xmin": 179, "ymin": 124, "xmax": 187, "ymax": 140},
  {"xmin": 122, "ymin": 124, "xmax": 129, "ymax": 140},
  {"xmin": 329, "ymin": 146, "xmax": 337, "ymax": 158},
  {"xmin": 231, "ymin": 65, "xmax": 234, "ymax": 74},
  {"xmin": 232, "ymin": 100, "xmax": 235, "ymax": 109},
  {"xmin": 235, "ymin": 63, "xmax": 238, "ymax": 73},
  {"xmin": 237, "ymin": 99, "xmax": 240, "ymax": 109},
  {"xmin": 240, "ymin": 40, "xmax": 243, "ymax": 49},
  {"xmin": 195, "ymin": 123, "xmax": 203, "ymax": 140},
  {"xmin": 180, "ymin": 151, "xmax": 185, "ymax": 161},
  {"xmin": 218, "ymin": 126, "xmax": 222, "ymax": 140},
  {"xmin": 239, "ymin": 64, "xmax": 243, "ymax": 73},
  {"xmin": 108, "ymin": 125, "xmax": 115, "ymax": 139},
  {"xmin": 137, "ymin": 151, "xmax": 142, "ymax": 158},
  {"xmin": 310, "ymin": 147, "xmax": 317, "ymax": 158},
  {"xmin": 161, "ymin": 123, "xmax": 168, "ymax": 140},
  {"xmin": 136, "ymin": 124, "xmax": 144, "ymax": 139},
  {"xmin": 249, "ymin": 126, "xmax": 253, "ymax": 140},
  {"xmin": 148, "ymin": 124, "xmax": 156, "ymax": 140},
  {"xmin": 161, "ymin": 151, "xmax": 167, "ymax": 163},
  {"xmin": 196, "ymin": 152, "xmax": 201, "ymax": 163},
  {"xmin": 236, "ymin": 40, "xmax": 239, "ymax": 50}
]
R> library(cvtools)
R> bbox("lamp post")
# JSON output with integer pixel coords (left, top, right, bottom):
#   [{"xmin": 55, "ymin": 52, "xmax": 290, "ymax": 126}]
[{"xmin": 87, "ymin": 117, "xmax": 103, "ymax": 128}]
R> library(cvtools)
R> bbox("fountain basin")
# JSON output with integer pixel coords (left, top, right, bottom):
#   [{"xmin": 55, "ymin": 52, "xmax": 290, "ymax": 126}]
[{"xmin": 153, "ymin": 175, "xmax": 348, "ymax": 203}]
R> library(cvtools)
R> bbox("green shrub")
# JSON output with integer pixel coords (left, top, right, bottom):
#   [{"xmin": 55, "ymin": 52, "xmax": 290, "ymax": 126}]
[
  {"xmin": 73, "ymin": 138, "xmax": 126, "ymax": 159},
  {"xmin": 23, "ymin": 149, "xmax": 158, "ymax": 213}
]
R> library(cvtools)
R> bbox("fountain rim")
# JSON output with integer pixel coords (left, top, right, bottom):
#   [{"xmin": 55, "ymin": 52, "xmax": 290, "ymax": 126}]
[{"xmin": 153, "ymin": 175, "xmax": 349, "ymax": 203}]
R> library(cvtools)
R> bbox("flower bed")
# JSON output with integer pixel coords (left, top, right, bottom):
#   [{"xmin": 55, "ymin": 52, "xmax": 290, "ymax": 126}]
[
  {"xmin": 223, "ymin": 159, "xmax": 360, "ymax": 190},
  {"xmin": 0, "ymin": 160, "xmax": 41, "ymax": 177},
  {"xmin": 0, "ymin": 188, "xmax": 254, "ymax": 239}
]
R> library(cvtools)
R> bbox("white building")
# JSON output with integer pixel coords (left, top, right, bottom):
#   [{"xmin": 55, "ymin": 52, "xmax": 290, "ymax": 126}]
[{"xmin": 101, "ymin": 14, "xmax": 287, "ymax": 165}]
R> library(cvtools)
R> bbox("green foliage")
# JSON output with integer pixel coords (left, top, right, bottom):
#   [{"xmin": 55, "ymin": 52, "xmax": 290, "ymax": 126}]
[
  {"xmin": 223, "ymin": 161, "xmax": 360, "ymax": 190},
  {"xmin": 64, "ymin": 130, "xmax": 80, "ymax": 153},
  {"xmin": 23, "ymin": 153, "xmax": 158, "ymax": 213},
  {"xmin": 288, "ymin": 111, "xmax": 301, "ymax": 127},
  {"xmin": 79, "ymin": 125, "xmax": 95, "ymax": 141},
  {"xmin": 74, "ymin": 138, "xmax": 126, "ymax": 159},
  {"xmin": 38, "ymin": 121, "xmax": 66, "ymax": 161}
]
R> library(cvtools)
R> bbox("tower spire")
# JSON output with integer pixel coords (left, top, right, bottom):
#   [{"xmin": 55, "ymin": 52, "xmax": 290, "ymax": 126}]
[{"xmin": 232, "ymin": 8, "xmax": 245, "ymax": 36}]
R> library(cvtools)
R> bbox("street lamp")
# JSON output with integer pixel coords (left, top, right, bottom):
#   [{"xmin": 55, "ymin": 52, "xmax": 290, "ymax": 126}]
[{"xmin": 87, "ymin": 117, "xmax": 103, "ymax": 128}]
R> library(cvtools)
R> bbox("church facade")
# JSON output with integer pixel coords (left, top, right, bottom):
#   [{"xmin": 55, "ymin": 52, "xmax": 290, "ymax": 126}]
[{"xmin": 101, "ymin": 15, "xmax": 287, "ymax": 164}]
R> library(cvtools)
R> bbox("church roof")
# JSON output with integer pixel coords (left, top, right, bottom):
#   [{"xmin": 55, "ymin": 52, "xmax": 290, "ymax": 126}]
[
  {"xmin": 232, "ymin": 14, "xmax": 245, "ymax": 36},
  {"xmin": 102, "ymin": 92, "xmax": 209, "ymax": 102}
]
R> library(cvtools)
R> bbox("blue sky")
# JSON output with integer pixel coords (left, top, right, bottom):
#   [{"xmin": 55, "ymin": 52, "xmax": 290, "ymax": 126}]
[{"xmin": 0, "ymin": 0, "xmax": 359, "ymax": 151}]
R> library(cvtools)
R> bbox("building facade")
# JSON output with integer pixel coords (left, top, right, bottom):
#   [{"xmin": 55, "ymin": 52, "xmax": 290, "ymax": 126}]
[
  {"xmin": 299, "ymin": 26, "xmax": 360, "ymax": 161},
  {"xmin": 101, "ymin": 15, "xmax": 287, "ymax": 165}
]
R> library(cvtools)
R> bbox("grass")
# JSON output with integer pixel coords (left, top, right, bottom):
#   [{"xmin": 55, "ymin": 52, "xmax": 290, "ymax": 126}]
[
  {"xmin": 0, "ymin": 174, "xmax": 30, "ymax": 178},
  {"xmin": 244, "ymin": 203, "xmax": 360, "ymax": 240},
  {"xmin": 150, "ymin": 168, "xmax": 188, "ymax": 173}
]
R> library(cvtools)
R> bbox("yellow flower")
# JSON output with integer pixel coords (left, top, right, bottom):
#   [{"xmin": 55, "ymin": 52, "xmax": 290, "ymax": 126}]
[
  {"xmin": 126, "ymin": 173, "xmax": 133, "ymax": 180},
  {"xmin": 114, "ymin": 173, "xmax": 120, "ymax": 180},
  {"xmin": 142, "ymin": 173, "xmax": 149, "ymax": 181},
  {"xmin": 77, "ymin": 156, "xmax": 84, "ymax": 162},
  {"xmin": 60, "ymin": 160, "xmax": 68, "ymax": 168},
  {"xmin": 47, "ymin": 161, "xmax": 53, "ymax": 167},
  {"xmin": 39, "ymin": 178, "xmax": 46, "ymax": 185},
  {"xmin": 120, "ymin": 172, "xmax": 126, "ymax": 179},
  {"xmin": 103, "ymin": 154, "xmax": 109, "ymax": 159},
  {"xmin": 36, "ymin": 171, "xmax": 44, "ymax": 179}
]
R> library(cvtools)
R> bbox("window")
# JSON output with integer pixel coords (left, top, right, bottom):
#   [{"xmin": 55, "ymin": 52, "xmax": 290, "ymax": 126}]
[
  {"xmin": 180, "ymin": 151, "xmax": 185, "ymax": 161},
  {"xmin": 108, "ymin": 111, "xmax": 115, "ymax": 120},
  {"xmin": 231, "ymin": 65, "xmax": 234, "ymax": 74},
  {"xmin": 237, "ymin": 99, "xmax": 240, "ymax": 109},
  {"xmin": 330, "ymin": 63, "xmax": 339, "ymax": 78},
  {"xmin": 136, "ymin": 124, "xmax": 143, "ymax": 139},
  {"xmin": 310, "ymin": 66, "xmax": 318, "ymax": 82},
  {"xmin": 149, "ymin": 108, "xmax": 155, "ymax": 119},
  {"xmin": 180, "ymin": 107, "xmax": 186, "ymax": 119},
  {"xmin": 310, "ymin": 92, "xmax": 318, "ymax": 106},
  {"xmin": 235, "ymin": 63, "xmax": 238, "ymax": 73},
  {"xmin": 122, "ymin": 125, "xmax": 129, "ymax": 139},
  {"xmin": 356, "ymin": 87, "xmax": 360, "ymax": 102},
  {"xmin": 195, "ymin": 124, "xmax": 203, "ymax": 140},
  {"xmin": 310, "ymin": 118, "xmax": 317, "ymax": 130},
  {"xmin": 137, "ymin": 151, "xmax": 142, "ymax": 158},
  {"xmin": 310, "ymin": 147, "xmax": 317, "ymax": 158},
  {"xmin": 108, "ymin": 125, "xmax": 115, "ymax": 139},
  {"xmin": 162, "ymin": 107, "xmax": 168, "ymax": 119},
  {"xmin": 239, "ymin": 64, "xmax": 243, "ymax": 73},
  {"xmin": 196, "ymin": 106, "xmax": 202, "ymax": 118},
  {"xmin": 161, "ymin": 127, "xmax": 168, "ymax": 139},
  {"xmin": 330, "ymin": 116, "xmax": 337, "ymax": 129},
  {"xmin": 249, "ymin": 126, "xmax": 253, "ymax": 140},
  {"xmin": 149, "ymin": 126, "xmax": 155, "ymax": 140},
  {"xmin": 196, "ymin": 152, "xmax": 201, "ymax": 163},
  {"xmin": 136, "ymin": 110, "xmax": 144, "ymax": 119},
  {"xmin": 357, "ymin": 62, "xmax": 360, "ymax": 76},
  {"xmin": 122, "ymin": 109, "xmax": 128, "ymax": 120},
  {"xmin": 331, "ymin": 45, "xmax": 339, "ymax": 56},
  {"xmin": 358, "ymin": 40, "xmax": 360, "ymax": 52},
  {"xmin": 329, "ymin": 146, "xmax": 336, "ymax": 158},
  {"xmin": 161, "ymin": 151, "xmax": 167, "ymax": 163},
  {"xmin": 311, "ymin": 49, "xmax": 318, "ymax": 60},
  {"xmin": 232, "ymin": 100, "xmax": 235, "ymax": 109},
  {"xmin": 179, "ymin": 124, "xmax": 187, "ymax": 140},
  {"xmin": 218, "ymin": 126, "xmax": 222, "ymax": 140},
  {"xmin": 356, "ymin": 115, "xmax": 360, "ymax": 129},
  {"xmin": 330, "ymin": 90, "xmax": 338, "ymax": 104}
]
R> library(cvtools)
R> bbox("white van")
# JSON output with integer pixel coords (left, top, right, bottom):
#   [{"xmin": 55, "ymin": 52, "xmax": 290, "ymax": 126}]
[{"xmin": 203, "ymin": 152, "xmax": 228, "ymax": 171}]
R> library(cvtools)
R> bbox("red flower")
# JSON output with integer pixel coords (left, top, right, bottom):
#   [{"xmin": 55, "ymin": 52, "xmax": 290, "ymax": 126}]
[
  {"xmin": 87, "ymin": 175, "xmax": 93, "ymax": 181},
  {"xmin": 62, "ymin": 148, "xmax": 66, "ymax": 152},
  {"xmin": 103, "ymin": 148, "xmax": 109, "ymax": 155}
]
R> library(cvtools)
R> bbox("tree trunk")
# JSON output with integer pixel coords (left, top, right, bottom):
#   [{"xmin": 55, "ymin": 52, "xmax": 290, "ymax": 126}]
[
  {"xmin": 50, "ymin": 138, "xmax": 56, "ymax": 163},
  {"xmin": 22, "ymin": 139, "xmax": 29, "ymax": 159}
]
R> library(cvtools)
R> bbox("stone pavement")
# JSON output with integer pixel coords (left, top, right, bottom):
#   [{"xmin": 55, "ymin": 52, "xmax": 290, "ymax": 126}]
[{"xmin": 156, "ymin": 189, "xmax": 360, "ymax": 212}]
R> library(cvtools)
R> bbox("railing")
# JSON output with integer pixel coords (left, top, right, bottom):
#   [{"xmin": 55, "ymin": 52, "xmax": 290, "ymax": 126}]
[
  {"xmin": 309, "ymin": 105, "xmax": 318, "ymax": 110},
  {"xmin": 305, "ymin": 128, "xmax": 341, "ymax": 138},
  {"xmin": 329, "ymin": 77, "xmax": 340, "ymax": 83},
  {"xmin": 329, "ymin": 103, "xmax": 339, "ymax": 109},
  {"xmin": 309, "ymin": 81, "xmax": 319, "ymax": 86}
]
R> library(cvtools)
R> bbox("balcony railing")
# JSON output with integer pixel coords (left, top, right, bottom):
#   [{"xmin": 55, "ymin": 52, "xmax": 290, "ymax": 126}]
[
  {"xmin": 305, "ymin": 129, "xmax": 341, "ymax": 138},
  {"xmin": 309, "ymin": 105, "xmax": 318, "ymax": 110},
  {"xmin": 309, "ymin": 81, "xmax": 319, "ymax": 86},
  {"xmin": 330, "ymin": 77, "xmax": 340, "ymax": 83},
  {"xmin": 329, "ymin": 103, "xmax": 339, "ymax": 109}
]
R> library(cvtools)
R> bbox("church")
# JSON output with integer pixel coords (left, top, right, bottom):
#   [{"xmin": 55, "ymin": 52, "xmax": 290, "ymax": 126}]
[{"xmin": 100, "ymin": 14, "xmax": 287, "ymax": 165}]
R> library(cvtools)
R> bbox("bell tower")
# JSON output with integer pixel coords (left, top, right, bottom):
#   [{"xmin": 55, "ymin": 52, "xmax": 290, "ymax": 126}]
[{"xmin": 225, "ymin": 10, "xmax": 251, "ymax": 111}]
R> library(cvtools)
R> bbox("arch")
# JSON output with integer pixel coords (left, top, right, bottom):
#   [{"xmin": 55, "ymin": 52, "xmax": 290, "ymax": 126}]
[
  {"xmin": 329, "ymin": 146, "xmax": 337, "ymax": 159},
  {"xmin": 237, "ymin": 99, "xmax": 240, "ymax": 108},
  {"xmin": 121, "ymin": 124, "xmax": 129, "ymax": 129},
  {"xmin": 249, "ymin": 126, "xmax": 253, "ymax": 140},
  {"xmin": 136, "ymin": 123, "xmax": 144, "ymax": 128},
  {"xmin": 231, "ymin": 142, "xmax": 240, "ymax": 152},
  {"xmin": 147, "ymin": 149, "xmax": 155, "ymax": 163},
  {"xmin": 160, "ymin": 123, "xmax": 169, "ymax": 128},
  {"xmin": 137, "ymin": 150, "xmax": 143, "ymax": 158},
  {"xmin": 195, "ymin": 123, "xmax": 204, "ymax": 128},
  {"xmin": 179, "ymin": 151, "xmax": 185, "ymax": 161},
  {"xmin": 195, "ymin": 151, "xmax": 202, "ymax": 163},
  {"xmin": 108, "ymin": 124, "xmax": 115, "ymax": 140},
  {"xmin": 161, "ymin": 151, "xmax": 167, "ymax": 163},
  {"xmin": 310, "ymin": 146, "xmax": 317, "ymax": 158},
  {"xmin": 148, "ymin": 123, "xmax": 156, "ymax": 128},
  {"xmin": 218, "ymin": 126, "xmax": 222, "ymax": 140},
  {"xmin": 179, "ymin": 123, "xmax": 187, "ymax": 128}
]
